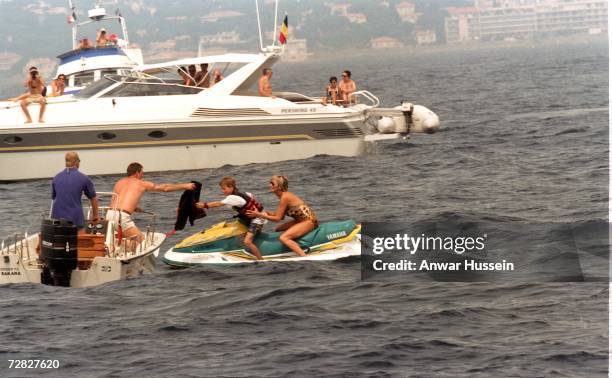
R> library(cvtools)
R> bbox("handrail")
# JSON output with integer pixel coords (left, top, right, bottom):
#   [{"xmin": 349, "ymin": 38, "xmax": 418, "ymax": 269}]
[
  {"xmin": 86, "ymin": 192, "xmax": 158, "ymax": 256},
  {"xmin": 352, "ymin": 90, "xmax": 380, "ymax": 108}
]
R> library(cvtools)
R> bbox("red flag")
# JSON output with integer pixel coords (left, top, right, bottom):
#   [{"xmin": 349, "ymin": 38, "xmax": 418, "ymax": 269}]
[
  {"xmin": 67, "ymin": 9, "xmax": 76, "ymax": 24},
  {"xmin": 279, "ymin": 15, "xmax": 288, "ymax": 44}
]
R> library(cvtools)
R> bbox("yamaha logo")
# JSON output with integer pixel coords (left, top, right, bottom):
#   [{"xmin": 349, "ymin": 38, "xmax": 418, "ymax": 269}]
[{"xmin": 326, "ymin": 231, "xmax": 347, "ymax": 240}]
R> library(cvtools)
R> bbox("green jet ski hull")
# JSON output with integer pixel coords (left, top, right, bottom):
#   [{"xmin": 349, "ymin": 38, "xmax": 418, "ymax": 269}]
[{"xmin": 163, "ymin": 219, "xmax": 361, "ymax": 266}]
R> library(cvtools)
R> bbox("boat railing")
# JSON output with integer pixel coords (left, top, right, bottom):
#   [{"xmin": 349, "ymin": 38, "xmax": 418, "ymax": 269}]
[
  {"xmin": 0, "ymin": 231, "xmax": 33, "ymax": 263},
  {"xmin": 87, "ymin": 192, "xmax": 158, "ymax": 258},
  {"xmin": 351, "ymin": 90, "xmax": 380, "ymax": 108}
]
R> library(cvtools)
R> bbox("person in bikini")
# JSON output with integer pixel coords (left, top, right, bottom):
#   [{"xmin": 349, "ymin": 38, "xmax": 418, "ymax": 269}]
[
  {"xmin": 50, "ymin": 74, "xmax": 66, "ymax": 97},
  {"xmin": 247, "ymin": 175, "xmax": 318, "ymax": 257},
  {"xmin": 322, "ymin": 76, "xmax": 340, "ymax": 105},
  {"xmin": 196, "ymin": 177, "xmax": 266, "ymax": 260},
  {"xmin": 107, "ymin": 162, "xmax": 195, "ymax": 250},
  {"xmin": 20, "ymin": 66, "xmax": 46, "ymax": 123}
]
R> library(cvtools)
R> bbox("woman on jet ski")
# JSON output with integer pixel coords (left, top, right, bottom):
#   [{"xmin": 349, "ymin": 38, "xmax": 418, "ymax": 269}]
[{"xmin": 247, "ymin": 175, "xmax": 318, "ymax": 257}]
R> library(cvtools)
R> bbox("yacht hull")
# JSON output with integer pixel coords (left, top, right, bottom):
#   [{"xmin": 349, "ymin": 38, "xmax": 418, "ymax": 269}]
[
  {"xmin": 0, "ymin": 135, "xmax": 364, "ymax": 181},
  {"xmin": 0, "ymin": 113, "xmax": 366, "ymax": 181}
]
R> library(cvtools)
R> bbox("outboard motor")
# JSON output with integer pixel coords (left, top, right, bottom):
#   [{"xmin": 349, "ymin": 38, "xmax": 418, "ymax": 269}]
[{"xmin": 40, "ymin": 218, "xmax": 78, "ymax": 287}]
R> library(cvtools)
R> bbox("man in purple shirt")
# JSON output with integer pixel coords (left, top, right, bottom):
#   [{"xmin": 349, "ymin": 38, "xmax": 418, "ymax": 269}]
[{"xmin": 51, "ymin": 152, "xmax": 99, "ymax": 229}]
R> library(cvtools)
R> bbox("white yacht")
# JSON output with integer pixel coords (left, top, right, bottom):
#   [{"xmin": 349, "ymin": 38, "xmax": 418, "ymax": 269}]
[
  {"xmin": 0, "ymin": 47, "xmax": 439, "ymax": 181},
  {"xmin": 0, "ymin": 0, "xmax": 440, "ymax": 182}
]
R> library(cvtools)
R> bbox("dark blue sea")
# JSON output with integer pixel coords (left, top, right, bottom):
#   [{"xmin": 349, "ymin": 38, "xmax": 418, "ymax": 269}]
[{"xmin": 0, "ymin": 39, "xmax": 608, "ymax": 377}]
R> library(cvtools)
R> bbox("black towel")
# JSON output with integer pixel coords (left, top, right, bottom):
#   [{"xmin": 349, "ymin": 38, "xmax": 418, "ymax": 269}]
[{"xmin": 174, "ymin": 181, "xmax": 206, "ymax": 231}]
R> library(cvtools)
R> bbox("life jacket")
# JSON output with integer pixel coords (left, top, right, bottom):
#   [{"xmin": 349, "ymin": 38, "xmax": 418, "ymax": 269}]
[{"xmin": 232, "ymin": 190, "xmax": 263, "ymax": 223}]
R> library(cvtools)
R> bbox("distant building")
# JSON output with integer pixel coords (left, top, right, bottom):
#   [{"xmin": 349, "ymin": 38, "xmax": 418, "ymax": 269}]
[
  {"xmin": 415, "ymin": 30, "xmax": 437, "ymax": 45},
  {"xmin": 326, "ymin": 3, "xmax": 351, "ymax": 16},
  {"xmin": 444, "ymin": 0, "xmax": 608, "ymax": 43},
  {"xmin": 284, "ymin": 38, "xmax": 310, "ymax": 62},
  {"xmin": 370, "ymin": 37, "xmax": 404, "ymax": 49},
  {"xmin": 165, "ymin": 16, "xmax": 187, "ymax": 22},
  {"xmin": 395, "ymin": 1, "xmax": 419, "ymax": 23},
  {"xmin": 0, "ymin": 52, "xmax": 21, "ymax": 71},
  {"xmin": 24, "ymin": 3, "xmax": 67, "ymax": 16},
  {"xmin": 200, "ymin": 10, "xmax": 243, "ymax": 23},
  {"xmin": 347, "ymin": 13, "xmax": 367, "ymax": 24},
  {"xmin": 145, "ymin": 51, "xmax": 194, "ymax": 62},
  {"xmin": 147, "ymin": 36, "xmax": 193, "ymax": 62},
  {"xmin": 198, "ymin": 47, "xmax": 229, "ymax": 57},
  {"xmin": 198, "ymin": 31, "xmax": 242, "ymax": 56},
  {"xmin": 536, "ymin": 0, "xmax": 608, "ymax": 37},
  {"xmin": 199, "ymin": 31, "xmax": 241, "ymax": 45},
  {"xmin": 445, "ymin": 7, "xmax": 480, "ymax": 43}
]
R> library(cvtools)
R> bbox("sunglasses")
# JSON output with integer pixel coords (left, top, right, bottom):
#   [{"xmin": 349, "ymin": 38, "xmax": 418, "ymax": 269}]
[{"xmin": 88, "ymin": 223, "xmax": 103, "ymax": 230}]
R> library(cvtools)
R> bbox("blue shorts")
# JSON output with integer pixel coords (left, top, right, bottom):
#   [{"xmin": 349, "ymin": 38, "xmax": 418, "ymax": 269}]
[{"xmin": 247, "ymin": 221, "xmax": 264, "ymax": 234}]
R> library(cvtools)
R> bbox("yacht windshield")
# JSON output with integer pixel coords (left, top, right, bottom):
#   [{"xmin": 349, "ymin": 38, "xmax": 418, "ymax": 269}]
[
  {"xmin": 100, "ymin": 77, "xmax": 202, "ymax": 97},
  {"xmin": 74, "ymin": 76, "xmax": 119, "ymax": 99}
]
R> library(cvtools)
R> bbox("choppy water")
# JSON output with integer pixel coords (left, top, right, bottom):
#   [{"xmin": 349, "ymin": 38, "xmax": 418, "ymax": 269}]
[{"xmin": 0, "ymin": 39, "xmax": 608, "ymax": 377}]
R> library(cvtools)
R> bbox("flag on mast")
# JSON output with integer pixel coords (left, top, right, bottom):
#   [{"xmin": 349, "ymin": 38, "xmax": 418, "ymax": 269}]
[
  {"xmin": 67, "ymin": 8, "xmax": 77, "ymax": 24},
  {"xmin": 279, "ymin": 15, "xmax": 288, "ymax": 44}
]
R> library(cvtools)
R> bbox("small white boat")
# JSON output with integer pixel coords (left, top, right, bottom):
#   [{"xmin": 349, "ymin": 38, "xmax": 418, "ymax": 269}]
[{"xmin": 0, "ymin": 193, "xmax": 165, "ymax": 287}]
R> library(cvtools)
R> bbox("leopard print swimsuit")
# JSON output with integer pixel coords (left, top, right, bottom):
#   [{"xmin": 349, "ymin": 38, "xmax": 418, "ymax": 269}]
[{"xmin": 285, "ymin": 203, "xmax": 318, "ymax": 226}]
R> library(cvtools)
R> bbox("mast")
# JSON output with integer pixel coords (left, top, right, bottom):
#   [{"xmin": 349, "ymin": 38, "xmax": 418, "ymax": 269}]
[
  {"xmin": 69, "ymin": 0, "xmax": 77, "ymax": 49},
  {"xmin": 272, "ymin": 0, "xmax": 279, "ymax": 47},
  {"xmin": 255, "ymin": 0, "xmax": 264, "ymax": 52},
  {"xmin": 115, "ymin": 0, "xmax": 129, "ymax": 44}
]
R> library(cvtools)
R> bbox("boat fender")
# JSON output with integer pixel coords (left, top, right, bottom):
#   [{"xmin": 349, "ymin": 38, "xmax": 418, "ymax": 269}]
[
  {"xmin": 376, "ymin": 117, "xmax": 396, "ymax": 134},
  {"xmin": 410, "ymin": 105, "xmax": 440, "ymax": 134}
]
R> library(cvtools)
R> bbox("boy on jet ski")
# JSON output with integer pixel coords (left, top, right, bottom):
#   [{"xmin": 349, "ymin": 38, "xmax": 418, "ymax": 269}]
[{"xmin": 196, "ymin": 177, "xmax": 265, "ymax": 260}]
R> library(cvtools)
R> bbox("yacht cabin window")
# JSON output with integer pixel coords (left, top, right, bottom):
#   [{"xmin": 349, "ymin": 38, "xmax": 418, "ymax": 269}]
[
  {"xmin": 74, "ymin": 76, "xmax": 118, "ymax": 99},
  {"xmin": 73, "ymin": 72, "xmax": 96, "ymax": 87}
]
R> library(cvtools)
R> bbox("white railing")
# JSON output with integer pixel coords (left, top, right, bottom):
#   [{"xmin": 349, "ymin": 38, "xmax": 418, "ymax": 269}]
[
  {"xmin": 351, "ymin": 90, "xmax": 380, "ymax": 108},
  {"xmin": 0, "ymin": 232, "xmax": 32, "ymax": 263}
]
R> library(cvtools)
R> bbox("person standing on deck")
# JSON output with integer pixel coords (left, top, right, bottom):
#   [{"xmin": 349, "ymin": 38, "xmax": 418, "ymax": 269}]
[
  {"xmin": 51, "ymin": 152, "xmax": 100, "ymax": 231},
  {"xmin": 258, "ymin": 68, "xmax": 275, "ymax": 98}
]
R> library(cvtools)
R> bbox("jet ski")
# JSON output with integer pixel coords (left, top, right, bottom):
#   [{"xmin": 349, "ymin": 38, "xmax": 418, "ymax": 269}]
[{"xmin": 163, "ymin": 219, "xmax": 361, "ymax": 267}]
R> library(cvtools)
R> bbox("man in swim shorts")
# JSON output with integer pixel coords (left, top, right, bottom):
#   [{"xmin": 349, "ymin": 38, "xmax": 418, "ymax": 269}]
[{"xmin": 107, "ymin": 162, "xmax": 195, "ymax": 250}]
